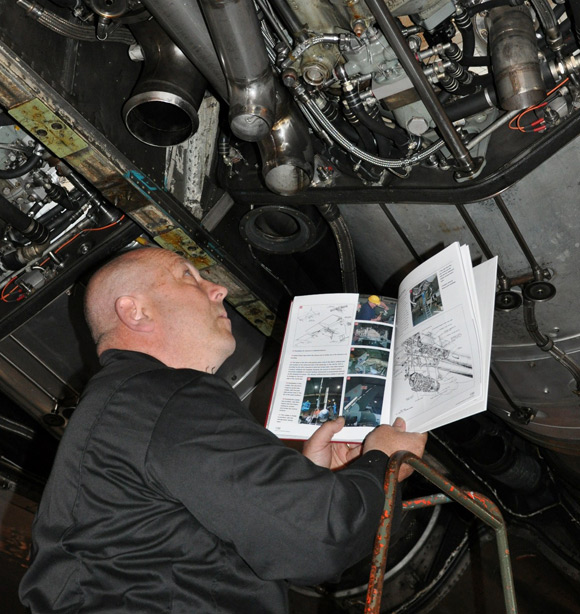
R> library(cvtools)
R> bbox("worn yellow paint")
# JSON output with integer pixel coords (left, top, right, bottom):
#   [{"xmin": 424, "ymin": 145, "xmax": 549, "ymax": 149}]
[{"xmin": 9, "ymin": 99, "xmax": 88, "ymax": 158}]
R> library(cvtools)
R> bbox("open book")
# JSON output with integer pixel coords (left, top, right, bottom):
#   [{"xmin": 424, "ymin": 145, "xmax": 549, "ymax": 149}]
[{"xmin": 266, "ymin": 242, "xmax": 497, "ymax": 442}]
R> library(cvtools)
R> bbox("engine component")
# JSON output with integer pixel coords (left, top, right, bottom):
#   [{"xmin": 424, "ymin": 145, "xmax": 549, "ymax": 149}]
[
  {"xmin": 257, "ymin": 85, "xmax": 314, "ymax": 195},
  {"xmin": 123, "ymin": 18, "xmax": 207, "ymax": 147},
  {"xmin": 198, "ymin": 0, "xmax": 276, "ymax": 141},
  {"xmin": 487, "ymin": 6, "xmax": 547, "ymax": 110}
]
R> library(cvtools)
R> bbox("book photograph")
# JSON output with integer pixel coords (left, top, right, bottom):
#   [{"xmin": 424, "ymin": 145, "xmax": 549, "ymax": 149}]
[{"xmin": 266, "ymin": 242, "xmax": 497, "ymax": 442}]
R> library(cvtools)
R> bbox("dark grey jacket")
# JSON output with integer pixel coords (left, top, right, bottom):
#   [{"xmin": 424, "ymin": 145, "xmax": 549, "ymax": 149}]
[{"xmin": 20, "ymin": 350, "xmax": 388, "ymax": 613}]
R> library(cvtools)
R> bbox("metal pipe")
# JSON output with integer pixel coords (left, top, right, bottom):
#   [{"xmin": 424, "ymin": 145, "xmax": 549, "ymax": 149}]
[
  {"xmin": 123, "ymin": 19, "xmax": 207, "ymax": 147},
  {"xmin": 198, "ymin": 0, "xmax": 277, "ymax": 141},
  {"xmin": 140, "ymin": 0, "xmax": 228, "ymax": 101},
  {"xmin": 257, "ymin": 87, "xmax": 313, "ymax": 195},
  {"xmin": 522, "ymin": 298, "xmax": 580, "ymax": 390},
  {"xmin": 364, "ymin": 0, "xmax": 477, "ymax": 174},
  {"xmin": 455, "ymin": 203, "xmax": 508, "ymax": 283},
  {"xmin": 466, "ymin": 110, "xmax": 519, "ymax": 150},
  {"xmin": 493, "ymin": 194, "xmax": 542, "ymax": 277},
  {"xmin": 487, "ymin": 6, "xmax": 547, "ymax": 110}
]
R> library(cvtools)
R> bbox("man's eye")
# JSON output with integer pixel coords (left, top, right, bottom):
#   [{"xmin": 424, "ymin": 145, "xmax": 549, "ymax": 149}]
[{"xmin": 184, "ymin": 269, "xmax": 193, "ymax": 277}]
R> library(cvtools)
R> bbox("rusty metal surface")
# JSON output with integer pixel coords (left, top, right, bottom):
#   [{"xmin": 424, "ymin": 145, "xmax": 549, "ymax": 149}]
[{"xmin": 365, "ymin": 451, "xmax": 518, "ymax": 614}]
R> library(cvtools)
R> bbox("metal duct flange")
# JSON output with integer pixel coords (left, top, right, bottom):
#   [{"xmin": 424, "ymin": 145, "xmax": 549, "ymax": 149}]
[
  {"xmin": 123, "ymin": 19, "xmax": 207, "ymax": 147},
  {"xmin": 239, "ymin": 205, "xmax": 325, "ymax": 254},
  {"xmin": 123, "ymin": 92, "xmax": 200, "ymax": 147}
]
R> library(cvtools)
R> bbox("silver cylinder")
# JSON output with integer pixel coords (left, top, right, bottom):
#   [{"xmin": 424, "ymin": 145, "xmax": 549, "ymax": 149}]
[
  {"xmin": 198, "ymin": 0, "xmax": 276, "ymax": 141},
  {"xmin": 140, "ymin": 0, "xmax": 228, "ymax": 101},
  {"xmin": 257, "ymin": 87, "xmax": 313, "ymax": 195},
  {"xmin": 123, "ymin": 19, "xmax": 207, "ymax": 147},
  {"xmin": 487, "ymin": 6, "xmax": 546, "ymax": 110}
]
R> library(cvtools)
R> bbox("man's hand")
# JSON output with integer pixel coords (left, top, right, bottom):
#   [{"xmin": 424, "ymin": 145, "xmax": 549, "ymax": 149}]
[
  {"xmin": 363, "ymin": 417, "xmax": 428, "ymax": 481},
  {"xmin": 302, "ymin": 417, "xmax": 362, "ymax": 470}
]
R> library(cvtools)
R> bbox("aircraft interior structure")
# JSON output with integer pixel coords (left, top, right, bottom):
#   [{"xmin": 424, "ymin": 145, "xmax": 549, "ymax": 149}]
[{"xmin": 0, "ymin": 0, "xmax": 579, "ymax": 611}]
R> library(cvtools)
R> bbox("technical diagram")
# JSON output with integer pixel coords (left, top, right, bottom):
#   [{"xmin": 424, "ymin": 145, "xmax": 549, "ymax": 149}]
[
  {"xmin": 397, "ymin": 331, "xmax": 472, "ymax": 394},
  {"xmin": 294, "ymin": 304, "xmax": 353, "ymax": 345}
]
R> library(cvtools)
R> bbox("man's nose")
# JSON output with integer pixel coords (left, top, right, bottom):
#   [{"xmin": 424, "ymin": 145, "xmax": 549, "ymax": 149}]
[{"xmin": 208, "ymin": 282, "xmax": 228, "ymax": 301}]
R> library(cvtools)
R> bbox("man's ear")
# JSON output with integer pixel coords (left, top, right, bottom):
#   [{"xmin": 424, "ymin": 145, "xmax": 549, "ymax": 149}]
[{"xmin": 115, "ymin": 295, "xmax": 155, "ymax": 332}]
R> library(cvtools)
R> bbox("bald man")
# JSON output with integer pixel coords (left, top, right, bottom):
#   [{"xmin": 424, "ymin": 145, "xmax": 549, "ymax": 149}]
[{"xmin": 20, "ymin": 247, "xmax": 427, "ymax": 614}]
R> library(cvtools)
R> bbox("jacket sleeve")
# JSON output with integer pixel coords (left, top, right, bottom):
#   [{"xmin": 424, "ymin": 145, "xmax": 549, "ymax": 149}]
[{"xmin": 145, "ymin": 372, "xmax": 389, "ymax": 584}]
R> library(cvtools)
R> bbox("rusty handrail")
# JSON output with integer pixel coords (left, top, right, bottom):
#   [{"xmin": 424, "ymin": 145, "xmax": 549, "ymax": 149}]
[{"xmin": 365, "ymin": 451, "xmax": 518, "ymax": 614}]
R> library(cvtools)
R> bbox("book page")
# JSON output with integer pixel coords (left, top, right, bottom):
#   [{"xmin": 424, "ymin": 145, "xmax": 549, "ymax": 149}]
[
  {"xmin": 390, "ymin": 243, "xmax": 483, "ymax": 432},
  {"xmin": 266, "ymin": 293, "xmax": 397, "ymax": 442},
  {"xmin": 416, "ymin": 257, "xmax": 497, "ymax": 431}
]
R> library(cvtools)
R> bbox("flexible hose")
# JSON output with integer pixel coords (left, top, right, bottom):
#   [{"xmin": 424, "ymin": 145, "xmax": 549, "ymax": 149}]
[
  {"xmin": 343, "ymin": 89, "xmax": 409, "ymax": 150},
  {"xmin": 0, "ymin": 153, "xmax": 42, "ymax": 179},
  {"xmin": 455, "ymin": 3, "xmax": 476, "ymax": 60},
  {"xmin": 302, "ymin": 96, "xmax": 444, "ymax": 169},
  {"xmin": 16, "ymin": 0, "xmax": 135, "ymax": 45},
  {"xmin": 0, "ymin": 194, "xmax": 50, "ymax": 243}
]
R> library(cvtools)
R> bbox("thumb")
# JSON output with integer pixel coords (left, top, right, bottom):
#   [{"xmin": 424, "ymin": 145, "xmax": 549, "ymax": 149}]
[
  {"xmin": 310, "ymin": 416, "xmax": 345, "ymax": 442},
  {"xmin": 392, "ymin": 416, "xmax": 406, "ymax": 431}
]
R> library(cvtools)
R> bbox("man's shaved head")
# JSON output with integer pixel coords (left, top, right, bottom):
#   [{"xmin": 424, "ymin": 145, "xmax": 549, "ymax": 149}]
[
  {"xmin": 84, "ymin": 248, "xmax": 158, "ymax": 350},
  {"xmin": 83, "ymin": 247, "xmax": 234, "ymax": 371}
]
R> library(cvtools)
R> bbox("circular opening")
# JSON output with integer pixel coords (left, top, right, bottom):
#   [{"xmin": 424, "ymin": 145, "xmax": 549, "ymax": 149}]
[
  {"xmin": 254, "ymin": 211, "xmax": 300, "ymax": 241},
  {"xmin": 240, "ymin": 206, "xmax": 322, "ymax": 254},
  {"xmin": 125, "ymin": 101, "xmax": 194, "ymax": 147}
]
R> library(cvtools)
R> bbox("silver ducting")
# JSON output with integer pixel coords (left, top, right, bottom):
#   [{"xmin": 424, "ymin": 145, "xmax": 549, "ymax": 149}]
[
  {"xmin": 257, "ymin": 87, "xmax": 313, "ymax": 195},
  {"xmin": 198, "ymin": 0, "xmax": 277, "ymax": 142},
  {"xmin": 140, "ymin": 0, "xmax": 228, "ymax": 101},
  {"xmin": 123, "ymin": 19, "xmax": 207, "ymax": 147},
  {"xmin": 487, "ymin": 6, "xmax": 547, "ymax": 110}
]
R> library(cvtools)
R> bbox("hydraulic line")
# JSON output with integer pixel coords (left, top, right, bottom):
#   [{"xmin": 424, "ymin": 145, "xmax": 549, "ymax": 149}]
[
  {"xmin": 293, "ymin": 84, "xmax": 445, "ymax": 169},
  {"xmin": 456, "ymin": 2, "xmax": 476, "ymax": 58},
  {"xmin": 365, "ymin": 0, "xmax": 477, "ymax": 173},
  {"xmin": 0, "ymin": 151, "xmax": 42, "ymax": 179},
  {"xmin": 466, "ymin": 109, "xmax": 519, "ymax": 150},
  {"xmin": 339, "ymin": 75, "xmax": 409, "ymax": 150},
  {"xmin": 523, "ymin": 298, "xmax": 580, "ymax": 392},
  {"xmin": 281, "ymin": 34, "xmax": 342, "ymax": 69},
  {"xmin": 16, "ymin": 0, "xmax": 135, "ymax": 44},
  {"xmin": 493, "ymin": 194, "xmax": 543, "ymax": 278},
  {"xmin": 268, "ymin": 0, "xmax": 305, "ymax": 37},
  {"xmin": 0, "ymin": 193, "xmax": 50, "ymax": 243}
]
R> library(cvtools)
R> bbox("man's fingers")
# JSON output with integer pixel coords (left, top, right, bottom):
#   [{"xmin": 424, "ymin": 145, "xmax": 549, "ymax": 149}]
[
  {"xmin": 392, "ymin": 417, "xmax": 406, "ymax": 431},
  {"xmin": 309, "ymin": 417, "xmax": 345, "ymax": 443}
]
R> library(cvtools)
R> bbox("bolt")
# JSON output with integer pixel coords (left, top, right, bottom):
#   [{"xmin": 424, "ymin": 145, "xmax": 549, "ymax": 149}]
[{"xmin": 353, "ymin": 20, "xmax": 365, "ymax": 37}]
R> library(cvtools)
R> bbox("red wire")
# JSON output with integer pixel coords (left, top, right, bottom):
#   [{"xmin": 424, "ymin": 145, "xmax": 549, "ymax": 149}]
[{"xmin": 2, "ymin": 214, "xmax": 126, "ymax": 300}]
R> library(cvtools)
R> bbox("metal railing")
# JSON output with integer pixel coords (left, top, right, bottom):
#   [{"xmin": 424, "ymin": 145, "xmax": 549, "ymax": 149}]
[{"xmin": 365, "ymin": 451, "xmax": 518, "ymax": 614}]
